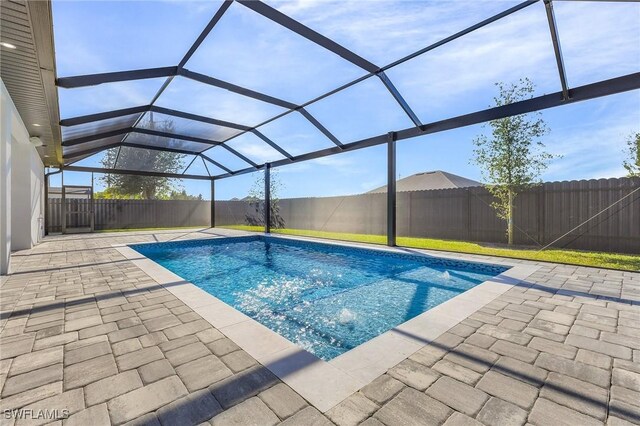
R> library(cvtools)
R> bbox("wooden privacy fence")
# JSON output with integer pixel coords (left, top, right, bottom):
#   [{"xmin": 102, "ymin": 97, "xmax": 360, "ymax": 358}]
[
  {"xmin": 48, "ymin": 199, "xmax": 210, "ymax": 232},
  {"xmin": 47, "ymin": 177, "xmax": 639, "ymax": 253},
  {"xmin": 214, "ymin": 177, "xmax": 640, "ymax": 254}
]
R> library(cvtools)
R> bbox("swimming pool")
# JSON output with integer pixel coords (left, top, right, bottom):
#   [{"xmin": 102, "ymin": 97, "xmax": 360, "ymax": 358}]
[{"xmin": 131, "ymin": 236, "xmax": 507, "ymax": 360}]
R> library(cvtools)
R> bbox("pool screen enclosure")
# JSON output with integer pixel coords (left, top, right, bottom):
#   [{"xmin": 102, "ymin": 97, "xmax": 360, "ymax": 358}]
[{"xmin": 52, "ymin": 0, "xmax": 640, "ymax": 245}]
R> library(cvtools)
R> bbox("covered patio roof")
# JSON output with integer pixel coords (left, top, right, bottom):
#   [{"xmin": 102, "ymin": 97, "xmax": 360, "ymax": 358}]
[{"xmin": 52, "ymin": 0, "xmax": 640, "ymax": 181}]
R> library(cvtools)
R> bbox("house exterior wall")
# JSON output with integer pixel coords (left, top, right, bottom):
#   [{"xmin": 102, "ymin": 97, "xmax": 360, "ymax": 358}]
[
  {"xmin": 11, "ymin": 136, "xmax": 44, "ymax": 249},
  {"xmin": 0, "ymin": 81, "xmax": 11, "ymax": 275},
  {"xmin": 1, "ymin": 79, "xmax": 45, "ymax": 274}
]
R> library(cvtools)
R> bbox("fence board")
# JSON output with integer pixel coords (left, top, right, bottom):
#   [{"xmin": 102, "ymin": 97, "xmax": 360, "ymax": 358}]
[{"xmin": 48, "ymin": 199, "xmax": 210, "ymax": 232}]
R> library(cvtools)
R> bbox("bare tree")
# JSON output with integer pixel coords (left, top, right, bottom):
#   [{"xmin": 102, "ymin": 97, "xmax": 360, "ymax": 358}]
[{"xmin": 245, "ymin": 169, "xmax": 285, "ymax": 229}]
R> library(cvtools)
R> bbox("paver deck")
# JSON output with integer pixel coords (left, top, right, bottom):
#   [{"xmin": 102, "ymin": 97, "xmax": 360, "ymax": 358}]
[{"xmin": 1, "ymin": 228, "xmax": 638, "ymax": 425}]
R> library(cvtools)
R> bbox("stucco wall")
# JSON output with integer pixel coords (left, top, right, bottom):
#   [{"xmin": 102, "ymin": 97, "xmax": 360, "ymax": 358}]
[
  {"xmin": 0, "ymin": 81, "xmax": 11, "ymax": 275},
  {"xmin": 1, "ymin": 79, "xmax": 45, "ymax": 274},
  {"xmin": 10, "ymin": 138, "xmax": 44, "ymax": 249}
]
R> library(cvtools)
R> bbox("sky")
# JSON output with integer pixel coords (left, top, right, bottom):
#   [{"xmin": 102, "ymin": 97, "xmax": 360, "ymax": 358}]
[{"xmin": 50, "ymin": 0, "xmax": 640, "ymax": 200}]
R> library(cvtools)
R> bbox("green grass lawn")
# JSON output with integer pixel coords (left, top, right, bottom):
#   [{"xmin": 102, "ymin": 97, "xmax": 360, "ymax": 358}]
[{"xmin": 221, "ymin": 225, "xmax": 640, "ymax": 271}]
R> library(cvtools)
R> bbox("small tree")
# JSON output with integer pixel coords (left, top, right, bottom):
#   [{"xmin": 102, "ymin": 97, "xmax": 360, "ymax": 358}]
[
  {"xmin": 623, "ymin": 132, "xmax": 640, "ymax": 178},
  {"xmin": 245, "ymin": 170, "xmax": 285, "ymax": 229},
  {"xmin": 472, "ymin": 78, "xmax": 556, "ymax": 245}
]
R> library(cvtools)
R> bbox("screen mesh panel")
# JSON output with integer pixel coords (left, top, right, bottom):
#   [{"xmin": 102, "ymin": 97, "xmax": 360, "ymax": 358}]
[
  {"xmin": 114, "ymin": 146, "xmax": 189, "ymax": 173},
  {"xmin": 135, "ymin": 111, "xmax": 242, "ymax": 142},
  {"xmin": 52, "ymin": 0, "xmax": 639, "ymax": 182},
  {"xmin": 65, "ymin": 147, "xmax": 120, "ymax": 168},
  {"xmin": 62, "ymin": 113, "xmax": 142, "ymax": 140},
  {"xmin": 201, "ymin": 145, "xmax": 256, "ymax": 171},
  {"xmin": 52, "ymin": 0, "xmax": 224, "ymax": 76},
  {"xmin": 64, "ymin": 147, "xmax": 120, "ymax": 168},
  {"xmin": 385, "ymin": 1, "xmax": 559, "ymax": 123},
  {"xmin": 184, "ymin": 1, "xmax": 365, "ymax": 105},
  {"xmin": 255, "ymin": 111, "xmax": 337, "ymax": 156},
  {"xmin": 396, "ymin": 125, "xmax": 487, "ymax": 241},
  {"xmin": 58, "ymin": 78, "xmax": 165, "ymax": 118},
  {"xmin": 264, "ymin": 0, "xmax": 523, "ymax": 66},
  {"xmin": 154, "ymin": 77, "xmax": 286, "ymax": 128},
  {"xmin": 214, "ymin": 145, "xmax": 388, "ymax": 239},
  {"xmin": 553, "ymin": 1, "xmax": 640, "ymax": 87},
  {"xmin": 215, "ymin": 170, "xmax": 265, "ymax": 229},
  {"xmin": 224, "ymin": 132, "xmax": 286, "ymax": 164},
  {"xmin": 63, "ymin": 135, "xmax": 124, "ymax": 158},
  {"xmin": 194, "ymin": 156, "xmax": 230, "ymax": 176},
  {"xmin": 124, "ymin": 133, "xmax": 214, "ymax": 153},
  {"xmin": 305, "ymin": 76, "xmax": 414, "ymax": 143}
]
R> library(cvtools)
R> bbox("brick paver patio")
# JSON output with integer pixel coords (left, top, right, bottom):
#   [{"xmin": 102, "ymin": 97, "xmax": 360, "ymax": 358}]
[{"xmin": 0, "ymin": 228, "xmax": 638, "ymax": 425}]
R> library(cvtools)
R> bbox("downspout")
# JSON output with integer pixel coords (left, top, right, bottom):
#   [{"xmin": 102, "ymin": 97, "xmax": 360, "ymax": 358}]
[{"xmin": 44, "ymin": 167, "xmax": 62, "ymax": 236}]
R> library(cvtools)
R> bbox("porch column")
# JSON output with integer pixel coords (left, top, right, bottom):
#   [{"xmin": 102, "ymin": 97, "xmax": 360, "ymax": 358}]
[
  {"xmin": 210, "ymin": 179, "xmax": 215, "ymax": 228},
  {"xmin": 0, "ymin": 88, "xmax": 11, "ymax": 274},
  {"xmin": 44, "ymin": 174, "xmax": 49, "ymax": 235},
  {"xmin": 264, "ymin": 164, "xmax": 271, "ymax": 234},
  {"xmin": 387, "ymin": 132, "xmax": 397, "ymax": 247}
]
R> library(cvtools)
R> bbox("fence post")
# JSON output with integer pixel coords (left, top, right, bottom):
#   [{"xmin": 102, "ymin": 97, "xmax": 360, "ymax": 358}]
[
  {"xmin": 387, "ymin": 132, "xmax": 397, "ymax": 247},
  {"xmin": 265, "ymin": 164, "xmax": 271, "ymax": 234}
]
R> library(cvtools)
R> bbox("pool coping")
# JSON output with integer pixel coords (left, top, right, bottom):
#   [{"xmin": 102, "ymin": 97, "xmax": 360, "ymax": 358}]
[{"xmin": 113, "ymin": 233, "xmax": 540, "ymax": 412}]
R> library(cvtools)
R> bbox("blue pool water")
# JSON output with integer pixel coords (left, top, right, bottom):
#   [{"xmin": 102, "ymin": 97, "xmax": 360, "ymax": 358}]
[{"xmin": 131, "ymin": 236, "xmax": 507, "ymax": 360}]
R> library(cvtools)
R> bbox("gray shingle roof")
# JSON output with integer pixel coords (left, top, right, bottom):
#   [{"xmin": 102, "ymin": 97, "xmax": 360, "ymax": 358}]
[{"xmin": 367, "ymin": 171, "xmax": 481, "ymax": 193}]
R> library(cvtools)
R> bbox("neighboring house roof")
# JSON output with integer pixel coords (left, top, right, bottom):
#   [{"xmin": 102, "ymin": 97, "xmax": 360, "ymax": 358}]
[{"xmin": 367, "ymin": 171, "xmax": 482, "ymax": 193}]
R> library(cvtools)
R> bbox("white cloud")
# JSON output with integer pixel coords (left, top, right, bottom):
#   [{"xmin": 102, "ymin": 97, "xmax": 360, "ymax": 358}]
[
  {"xmin": 543, "ymin": 95, "xmax": 640, "ymax": 181},
  {"xmin": 270, "ymin": 0, "xmax": 513, "ymax": 65},
  {"xmin": 552, "ymin": 1, "xmax": 640, "ymax": 86},
  {"xmin": 271, "ymin": 0, "xmax": 638, "ymax": 111},
  {"xmin": 225, "ymin": 137, "xmax": 285, "ymax": 163}
]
